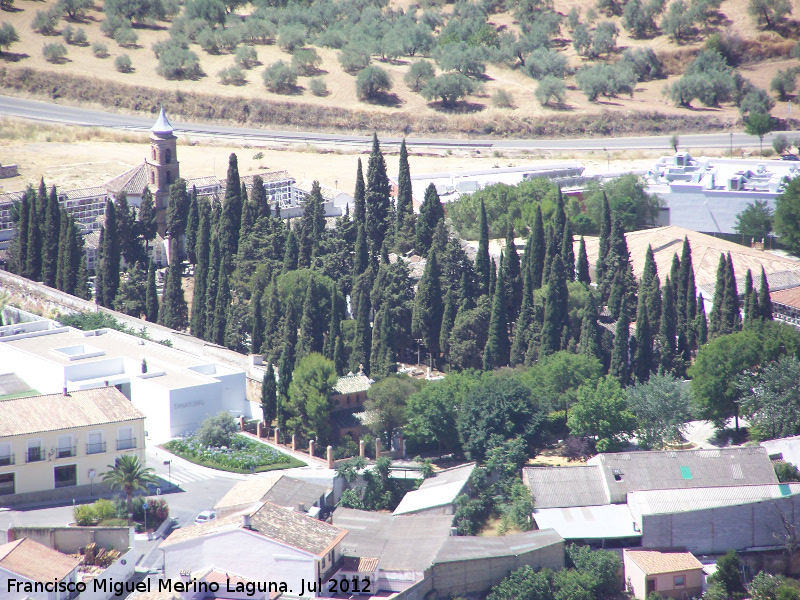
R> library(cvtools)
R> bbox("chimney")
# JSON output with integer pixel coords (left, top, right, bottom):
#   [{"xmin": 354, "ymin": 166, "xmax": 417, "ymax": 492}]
[
  {"xmin": 327, "ymin": 445, "xmax": 333, "ymax": 469},
  {"xmin": 359, "ymin": 439, "xmax": 365, "ymax": 459},
  {"xmin": 242, "ymin": 514, "xmax": 251, "ymax": 529},
  {"xmin": 62, "ymin": 386, "xmax": 69, "ymax": 397},
  {"xmin": 309, "ymin": 439, "xmax": 315, "ymax": 458}
]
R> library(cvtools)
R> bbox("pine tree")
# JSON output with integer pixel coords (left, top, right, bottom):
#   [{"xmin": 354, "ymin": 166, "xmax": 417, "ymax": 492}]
[
  {"xmin": 351, "ymin": 284, "xmax": 372, "ymax": 374},
  {"xmin": 412, "ymin": 250, "xmax": 444, "ymax": 357},
  {"xmin": 101, "ymin": 200, "xmax": 121, "ymax": 307},
  {"xmin": 633, "ymin": 302, "xmax": 652, "ymax": 383},
  {"xmin": 475, "ymin": 199, "xmax": 491, "ymax": 296},
  {"xmin": 261, "ymin": 362, "xmax": 277, "ymax": 425},
  {"xmin": 722, "ymin": 252, "xmax": 741, "ymax": 333},
  {"xmin": 709, "ymin": 253, "xmax": 726, "ymax": 338},
  {"xmin": 365, "ymin": 133, "xmax": 391, "ymax": 262},
  {"xmin": 579, "ymin": 293, "xmax": 601, "ymax": 360},
  {"xmin": 204, "ymin": 234, "xmax": 221, "ymax": 342},
  {"xmin": 251, "ymin": 287, "xmax": 264, "ymax": 354},
  {"xmin": 759, "ymin": 267, "xmax": 773, "ymax": 321},
  {"xmin": 190, "ymin": 202, "xmax": 210, "ymax": 337},
  {"xmin": 94, "ymin": 226, "xmax": 105, "ymax": 304},
  {"xmin": 561, "ymin": 219, "xmax": 574, "ymax": 281},
  {"xmin": 56, "ymin": 208, "xmax": 68, "ymax": 291},
  {"xmin": 540, "ymin": 254, "xmax": 569, "ymax": 357},
  {"xmin": 145, "ymin": 260, "xmax": 159, "ymax": 322},
  {"xmin": 185, "ymin": 188, "xmax": 200, "ymax": 264},
  {"xmin": 694, "ymin": 296, "xmax": 708, "ymax": 346},
  {"xmin": 596, "ymin": 191, "xmax": 612, "ymax": 282},
  {"xmin": 395, "ymin": 139, "xmax": 416, "ymax": 253},
  {"xmin": 161, "ymin": 238, "xmax": 189, "ymax": 330},
  {"xmin": 484, "ymin": 253, "xmax": 510, "ymax": 370},
  {"xmin": 610, "ymin": 296, "xmax": 630, "ymax": 384},
  {"xmin": 15, "ymin": 187, "xmax": 31, "ymax": 275},
  {"xmin": 25, "ymin": 195, "xmax": 42, "ymax": 281},
  {"xmin": 220, "ymin": 153, "xmax": 243, "ymax": 258},
  {"xmin": 503, "ymin": 226, "xmax": 522, "ymax": 323},
  {"xmin": 416, "ymin": 183, "xmax": 444, "ymax": 257},
  {"xmin": 530, "ymin": 205, "xmax": 546, "ymax": 289},
  {"xmin": 659, "ymin": 276, "xmax": 677, "ymax": 374},
  {"xmin": 282, "ymin": 229, "xmax": 299, "ymax": 274},
  {"xmin": 42, "ymin": 185, "xmax": 61, "ymax": 287},
  {"xmin": 353, "ymin": 157, "xmax": 366, "ymax": 227},
  {"xmin": 576, "ymin": 236, "xmax": 590, "ymax": 284}
]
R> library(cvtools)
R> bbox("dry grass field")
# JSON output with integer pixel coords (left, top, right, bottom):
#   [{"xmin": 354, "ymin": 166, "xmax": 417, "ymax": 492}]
[{"xmin": 0, "ymin": 0, "xmax": 799, "ymax": 135}]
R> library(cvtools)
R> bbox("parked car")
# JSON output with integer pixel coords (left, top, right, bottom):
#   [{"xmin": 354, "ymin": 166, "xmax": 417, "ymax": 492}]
[
  {"xmin": 781, "ymin": 154, "xmax": 800, "ymax": 161},
  {"xmin": 194, "ymin": 510, "xmax": 216, "ymax": 525}
]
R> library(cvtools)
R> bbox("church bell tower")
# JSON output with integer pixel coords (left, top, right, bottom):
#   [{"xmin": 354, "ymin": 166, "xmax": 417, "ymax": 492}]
[{"xmin": 147, "ymin": 106, "xmax": 179, "ymax": 237}]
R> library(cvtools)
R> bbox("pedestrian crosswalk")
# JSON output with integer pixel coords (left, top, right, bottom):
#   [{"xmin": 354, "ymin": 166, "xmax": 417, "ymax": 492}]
[{"xmin": 157, "ymin": 468, "xmax": 214, "ymax": 487}]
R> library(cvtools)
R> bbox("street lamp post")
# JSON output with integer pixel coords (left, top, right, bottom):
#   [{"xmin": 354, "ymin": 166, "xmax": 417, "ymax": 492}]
[
  {"xmin": 163, "ymin": 460, "xmax": 171, "ymax": 489},
  {"xmin": 730, "ymin": 132, "xmax": 733, "ymax": 158}
]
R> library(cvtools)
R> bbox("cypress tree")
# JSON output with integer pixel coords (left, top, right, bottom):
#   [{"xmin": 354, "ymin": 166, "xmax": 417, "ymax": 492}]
[
  {"xmin": 42, "ymin": 185, "xmax": 60, "ymax": 287},
  {"xmin": 530, "ymin": 205, "xmax": 546, "ymax": 289},
  {"xmin": 353, "ymin": 157, "xmax": 366, "ymax": 226},
  {"xmin": 416, "ymin": 183, "xmax": 444, "ymax": 257},
  {"xmin": 709, "ymin": 253, "xmax": 726, "ymax": 338},
  {"xmin": 576, "ymin": 236, "xmax": 590, "ymax": 284},
  {"xmin": 510, "ymin": 260, "xmax": 533, "ymax": 366},
  {"xmin": 238, "ymin": 183, "xmax": 254, "ymax": 244},
  {"xmin": 56, "ymin": 208, "xmax": 69, "ymax": 291},
  {"xmin": 25, "ymin": 195, "xmax": 42, "ymax": 281},
  {"xmin": 251, "ymin": 287, "xmax": 264, "ymax": 354},
  {"xmin": 722, "ymin": 252, "xmax": 741, "ymax": 333},
  {"xmin": 561, "ymin": 220, "xmax": 574, "ymax": 281},
  {"xmin": 489, "ymin": 257, "xmax": 497, "ymax": 299},
  {"xmin": 251, "ymin": 175, "xmax": 270, "ymax": 220},
  {"xmin": 659, "ymin": 276, "xmax": 677, "ymax": 374},
  {"xmin": 540, "ymin": 254, "xmax": 569, "ymax": 358},
  {"xmin": 633, "ymin": 302, "xmax": 652, "ymax": 382},
  {"xmin": 66, "ymin": 217, "xmax": 84, "ymax": 297},
  {"xmin": 365, "ymin": 133, "xmax": 391, "ymax": 262},
  {"xmin": 94, "ymin": 226, "xmax": 105, "ymax": 304},
  {"xmin": 543, "ymin": 224, "xmax": 556, "ymax": 284},
  {"xmin": 324, "ymin": 292, "xmax": 341, "ymax": 360},
  {"xmin": 138, "ymin": 188, "xmax": 158, "ymax": 243},
  {"xmin": 212, "ymin": 263, "xmax": 231, "ymax": 345},
  {"xmin": 370, "ymin": 308, "xmax": 396, "ymax": 378},
  {"xmin": 686, "ymin": 267, "xmax": 697, "ymax": 347},
  {"xmin": 333, "ymin": 335, "xmax": 345, "ymax": 376},
  {"xmin": 297, "ymin": 277, "xmax": 324, "ymax": 359},
  {"xmin": 677, "ymin": 237, "xmax": 692, "ymax": 333},
  {"xmin": 145, "ymin": 260, "xmax": 159, "ymax": 323},
  {"xmin": 278, "ymin": 304, "xmax": 298, "ymax": 410},
  {"xmin": 439, "ymin": 289, "xmax": 458, "ymax": 363},
  {"xmin": 610, "ymin": 296, "xmax": 630, "ymax": 384},
  {"xmin": 220, "ymin": 153, "xmax": 243, "ymax": 257},
  {"xmin": 351, "ymin": 284, "xmax": 372, "ymax": 374},
  {"xmin": 669, "ymin": 254, "xmax": 680, "ymax": 292},
  {"xmin": 190, "ymin": 202, "xmax": 210, "ymax": 337},
  {"xmin": 484, "ymin": 253, "xmax": 510, "ymax": 370},
  {"xmin": 694, "ymin": 296, "xmax": 708, "ymax": 346},
  {"xmin": 353, "ymin": 223, "xmax": 369, "ymax": 279},
  {"xmin": 748, "ymin": 288, "xmax": 761, "ymax": 325},
  {"xmin": 608, "ymin": 270, "xmax": 625, "ymax": 320},
  {"xmin": 395, "ymin": 139, "xmax": 416, "ymax": 253},
  {"xmin": 263, "ymin": 275, "xmax": 282, "ymax": 359},
  {"xmin": 553, "ymin": 188, "xmax": 566, "ymax": 256},
  {"xmin": 757, "ymin": 267, "xmax": 773, "ymax": 321},
  {"xmin": 101, "ymin": 200, "xmax": 121, "ymax": 307},
  {"xmin": 503, "ymin": 226, "xmax": 522, "ymax": 323},
  {"xmin": 261, "ymin": 362, "xmax": 277, "ymax": 425},
  {"xmin": 115, "ymin": 191, "xmax": 138, "ymax": 266},
  {"xmin": 596, "ymin": 191, "xmax": 611, "ymax": 282},
  {"xmin": 743, "ymin": 269, "xmax": 754, "ymax": 323},
  {"xmin": 579, "ymin": 293, "xmax": 601, "ymax": 360},
  {"xmin": 161, "ymin": 238, "xmax": 189, "ymax": 330},
  {"xmin": 412, "ymin": 250, "xmax": 444, "ymax": 357},
  {"xmin": 16, "ymin": 188, "xmax": 31, "ymax": 275},
  {"xmin": 475, "ymin": 199, "xmax": 491, "ymax": 296},
  {"xmin": 282, "ymin": 229, "xmax": 299, "ymax": 274},
  {"xmin": 185, "ymin": 188, "xmax": 200, "ymax": 264},
  {"xmin": 204, "ymin": 234, "xmax": 221, "ymax": 342}
]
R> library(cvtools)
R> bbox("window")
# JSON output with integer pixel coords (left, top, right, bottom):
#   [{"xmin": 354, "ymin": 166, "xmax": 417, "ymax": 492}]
[
  {"xmin": 57, "ymin": 435, "xmax": 74, "ymax": 459},
  {"xmin": 165, "ymin": 148, "xmax": 171, "ymax": 164},
  {"xmin": 117, "ymin": 427, "xmax": 135, "ymax": 451},
  {"xmin": 673, "ymin": 575, "xmax": 685, "ymax": 587},
  {"xmin": 151, "ymin": 171, "xmax": 155, "ymax": 184},
  {"xmin": 166, "ymin": 171, "xmax": 172, "ymax": 185},
  {"xmin": 152, "ymin": 148, "xmax": 157, "ymax": 160},
  {"xmin": 0, "ymin": 443, "xmax": 12, "ymax": 466},
  {"xmin": 0, "ymin": 473, "xmax": 14, "ymax": 495},
  {"xmin": 54, "ymin": 464, "xmax": 77, "ymax": 488},
  {"xmin": 26, "ymin": 439, "xmax": 43, "ymax": 463},
  {"xmin": 87, "ymin": 431, "xmax": 105, "ymax": 455}
]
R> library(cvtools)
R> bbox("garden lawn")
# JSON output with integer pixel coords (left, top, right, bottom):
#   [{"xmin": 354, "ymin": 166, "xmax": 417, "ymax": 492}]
[{"xmin": 162, "ymin": 433, "xmax": 305, "ymax": 473}]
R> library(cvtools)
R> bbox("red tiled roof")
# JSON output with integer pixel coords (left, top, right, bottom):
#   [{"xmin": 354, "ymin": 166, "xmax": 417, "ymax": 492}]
[
  {"xmin": 341, "ymin": 556, "xmax": 379, "ymax": 572},
  {"xmin": 0, "ymin": 538, "xmax": 81, "ymax": 582},
  {"xmin": 106, "ymin": 163, "xmax": 150, "ymax": 196},
  {"xmin": 771, "ymin": 286, "xmax": 800, "ymax": 310}
]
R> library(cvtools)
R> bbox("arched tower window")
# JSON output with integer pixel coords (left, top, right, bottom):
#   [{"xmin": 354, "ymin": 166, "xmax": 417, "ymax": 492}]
[
  {"xmin": 151, "ymin": 171, "xmax": 155, "ymax": 184},
  {"xmin": 165, "ymin": 148, "xmax": 171, "ymax": 164},
  {"xmin": 166, "ymin": 171, "xmax": 172, "ymax": 185},
  {"xmin": 152, "ymin": 148, "xmax": 157, "ymax": 161}
]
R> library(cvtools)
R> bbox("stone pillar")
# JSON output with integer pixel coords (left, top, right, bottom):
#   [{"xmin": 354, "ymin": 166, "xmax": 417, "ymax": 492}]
[
  {"xmin": 359, "ymin": 439, "xmax": 365, "ymax": 458},
  {"xmin": 327, "ymin": 446, "xmax": 334, "ymax": 469},
  {"xmin": 292, "ymin": 434, "xmax": 297, "ymax": 452},
  {"xmin": 375, "ymin": 438, "xmax": 381, "ymax": 459},
  {"xmin": 273, "ymin": 427, "xmax": 280, "ymax": 445},
  {"xmin": 257, "ymin": 422, "xmax": 264, "ymax": 438},
  {"xmin": 239, "ymin": 416, "xmax": 246, "ymax": 431},
  {"xmin": 309, "ymin": 439, "xmax": 315, "ymax": 458}
]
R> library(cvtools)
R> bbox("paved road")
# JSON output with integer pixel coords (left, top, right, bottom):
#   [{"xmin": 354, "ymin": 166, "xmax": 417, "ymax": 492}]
[{"xmin": 0, "ymin": 94, "xmax": 794, "ymax": 152}]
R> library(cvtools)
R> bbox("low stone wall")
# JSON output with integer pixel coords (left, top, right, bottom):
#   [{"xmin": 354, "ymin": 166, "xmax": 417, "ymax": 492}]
[
  {"xmin": 0, "ymin": 165, "xmax": 18, "ymax": 179},
  {"xmin": 0, "ymin": 481, "xmax": 116, "ymax": 508}
]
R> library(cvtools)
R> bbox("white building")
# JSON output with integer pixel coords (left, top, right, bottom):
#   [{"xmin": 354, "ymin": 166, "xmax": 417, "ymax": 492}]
[
  {"xmin": 0, "ymin": 316, "xmax": 249, "ymax": 443},
  {"xmin": 0, "ymin": 537, "xmax": 81, "ymax": 600}
]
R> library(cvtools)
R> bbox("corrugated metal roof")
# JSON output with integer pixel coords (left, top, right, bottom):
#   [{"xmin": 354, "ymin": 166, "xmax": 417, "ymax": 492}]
[
  {"xmin": 533, "ymin": 505, "xmax": 640, "ymax": 540},
  {"xmin": 628, "ymin": 483, "xmax": 800, "ymax": 517},
  {"xmin": 393, "ymin": 480, "xmax": 467, "ymax": 515},
  {"xmin": 523, "ymin": 466, "xmax": 609, "ymax": 508},
  {"xmin": 0, "ymin": 538, "xmax": 80, "ymax": 582},
  {"xmin": 0, "ymin": 388, "xmax": 144, "ymax": 437},
  {"xmin": 434, "ymin": 529, "xmax": 563, "ymax": 563},
  {"xmin": 625, "ymin": 549, "xmax": 704, "ymax": 575}
]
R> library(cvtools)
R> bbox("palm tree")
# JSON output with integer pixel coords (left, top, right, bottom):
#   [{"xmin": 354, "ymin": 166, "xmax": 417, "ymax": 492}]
[{"xmin": 102, "ymin": 455, "xmax": 157, "ymax": 513}]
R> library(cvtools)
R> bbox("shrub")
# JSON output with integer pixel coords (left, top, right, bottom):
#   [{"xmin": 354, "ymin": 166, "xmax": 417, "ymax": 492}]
[
  {"xmin": 705, "ymin": 31, "xmax": 742, "ymax": 66},
  {"xmin": 32, "ymin": 7, "xmax": 62, "ymax": 35},
  {"xmin": 309, "ymin": 77, "xmax": 328, "ymax": 96},
  {"xmin": 576, "ymin": 63, "xmax": 636, "ymax": 101},
  {"xmin": 567, "ymin": 6, "xmax": 581, "ymax": 28},
  {"xmin": 157, "ymin": 45, "xmax": 202, "ymax": 79},
  {"xmin": 491, "ymin": 89, "xmax": 513, "ymax": 108},
  {"xmin": 62, "ymin": 24, "xmax": 74, "ymax": 43},
  {"xmin": 93, "ymin": 498, "xmax": 116, "ymax": 521},
  {"xmin": 197, "ymin": 27, "xmax": 220, "ymax": 53},
  {"xmin": 536, "ymin": 76, "xmax": 567, "ymax": 106},
  {"xmin": 291, "ymin": 47, "xmax": 321, "ymax": 76},
  {"xmin": 338, "ymin": 43, "xmax": 371, "ymax": 74},
  {"xmin": 115, "ymin": 53, "xmax": 133, "ymax": 72},
  {"xmin": 356, "ymin": 65, "xmax": 392, "ymax": 100},
  {"xmin": 739, "ymin": 86, "xmax": 775, "ymax": 116},
  {"xmin": 0, "ymin": 23, "xmax": 20, "ymax": 52},
  {"xmin": 114, "ymin": 25, "xmax": 138, "ymax": 48},
  {"xmin": 218, "ymin": 64, "xmax": 246, "ymax": 85},
  {"xmin": 217, "ymin": 26, "xmax": 240, "ymax": 52},
  {"xmin": 73, "ymin": 504, "xmax": 96, "ymax": 526},
  {"xmin": 775, "ymin": 460, "xmax": 800, "ymax": 481},
  {"xmin": 234, "ymin": 44, "xmax": 258, "ymax": 69},
  {"xmin": 197, "ymin": 412, "xmax": 238, "ymax": 448},
  {"xmin": 164, "ymin": 433, "xmax": 295, "ymax": 472},
  {"xmin": 524, "ymin": 47, "xmax": 568, "ymax": 80},
  {"xmin": 72, "ymin": 27, "xmax": 87, "ymax": 45},
  {"xmin": 421, "ymin": 72, "xmax": 475, "ymax": 106},
  {"xmin": 619, "ymin": 47, "xmax": 664, "ymax": 81},
  {"xmin": 43, "ymin": 42, "xmax": 68, "ymax": 63},
  {"xmin": 572, "ymin": 23, "xmax": 592, "ymax": 55},
  {"xmin": 92, "ymin": 41, "xmax": 108, "ymax": 57},
  {"xmin": 100, "ymin": 14, "xmax": 127, "ymax": 39},
  {"xmin": 591, "ymin": 20, "xmax": 618, "ymax": 56},
  {"xmin": 262, "ymin": 60, "xmax": 297, "ymax": 93},
  {"xmin": 277, "ymin": 25, "xmax": 306, "ymax": 52},
  {"xmin": 404, "ymin": 60, "xmax": 435, "ymax": 92}
]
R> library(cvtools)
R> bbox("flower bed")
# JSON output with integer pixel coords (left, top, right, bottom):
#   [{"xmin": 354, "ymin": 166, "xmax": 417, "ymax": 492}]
[{"xmin": 163, "ymin": 434, "xmax": 305, "ymax": 473}]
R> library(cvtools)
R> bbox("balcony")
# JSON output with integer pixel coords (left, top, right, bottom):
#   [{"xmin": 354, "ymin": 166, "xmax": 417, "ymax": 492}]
[
  {"xmin": 26, "ymin": 449, "xmax": 43, "ymax": 463},
  {"xmin": 56, "ymin": 445, "xmax": 77, "ymax": 459},
  {"xmin": 117, "ymin": 438, "xmax": 137, "ymax": 451},
  {"xmin": 0, "ymin": 454, "xmax": 14, "ymax": 466},
  {"xmin": 87, "ymin": 441, "xmax": 107, "ymax": 455}
]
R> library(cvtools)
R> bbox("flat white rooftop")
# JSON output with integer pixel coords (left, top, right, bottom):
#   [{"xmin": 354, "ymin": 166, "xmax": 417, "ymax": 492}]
[{"xmin": 533, "ymin": 504, "xmax": 641, "ymax": 540}]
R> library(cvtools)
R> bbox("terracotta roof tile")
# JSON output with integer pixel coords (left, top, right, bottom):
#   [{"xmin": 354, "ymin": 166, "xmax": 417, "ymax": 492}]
[
  {"xmin": 771, "ymin": 287, "xmax": 800, "ymax": 310},
  {"xmin": 341, "ymin": 556, "xmax": 379, "ymax": 572},
  {"xmin": 0, "ymin": 538, "xmax": 81, "ymax": 582},
  {"xmin": 106, "ymin": 163, "xmax": 150, "ymax": 196},
  {"xmin": 625, "ymin": 549, "xmax": 703, "ymax": 574},
  {"xmin": 248, "ymin": 502, "xmax": 346, "ymax": 556}
]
